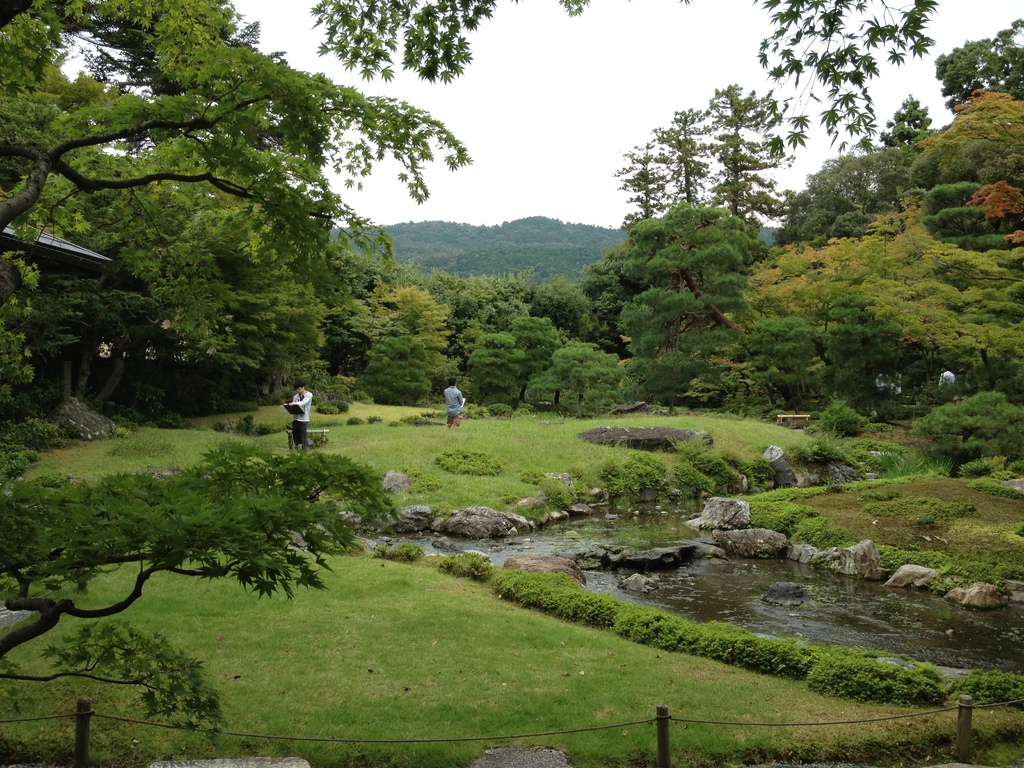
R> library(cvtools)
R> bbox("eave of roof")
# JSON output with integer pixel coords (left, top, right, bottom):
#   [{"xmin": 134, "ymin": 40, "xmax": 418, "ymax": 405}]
[{"xmin": 1, "ymin": 225, "xmax": 113, "ymax": 273}]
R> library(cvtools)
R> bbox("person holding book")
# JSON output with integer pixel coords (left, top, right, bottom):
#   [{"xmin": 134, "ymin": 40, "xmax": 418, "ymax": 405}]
[{"xmin": 284, "ymin": 380, "xmax": 313, "ymax": 448}]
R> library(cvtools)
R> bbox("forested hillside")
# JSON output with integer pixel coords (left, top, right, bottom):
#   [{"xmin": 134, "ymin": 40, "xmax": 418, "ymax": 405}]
[{"xmin": 385, "ymin": 217, "xmax": 626, "ymax": 279}]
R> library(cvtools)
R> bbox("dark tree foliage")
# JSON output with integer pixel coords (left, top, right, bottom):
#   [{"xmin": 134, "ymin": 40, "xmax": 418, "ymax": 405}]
[
  {"xmin": 935, "ymin": 19, "xmax": 1024, "ymax": 111},
  {"xmin": 360, "ymin": 335, "xmax": 432, "ymax": 405}
]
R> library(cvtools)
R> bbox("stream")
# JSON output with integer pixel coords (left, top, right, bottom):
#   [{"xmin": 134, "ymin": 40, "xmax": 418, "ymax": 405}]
[{"xmin": 389, "ymin": 510, "xmax": 1024, "ymax": 674}]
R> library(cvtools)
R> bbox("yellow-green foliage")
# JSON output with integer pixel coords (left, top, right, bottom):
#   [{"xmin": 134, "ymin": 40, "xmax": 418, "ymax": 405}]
[
  {"xmin": 863, "ymin": 495, "xmax": 975, "ymax": 522},
  {"xmin": 435, "ymin": 449, "xmax": 502, "ymax": 476},
  {"xmin": 749, "ymin": 499, "xmax": 819, "ymax": 535}
]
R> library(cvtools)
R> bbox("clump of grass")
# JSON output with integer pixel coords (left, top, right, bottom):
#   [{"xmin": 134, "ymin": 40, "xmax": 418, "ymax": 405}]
[{"xmin": 435, "ymin": 449, "xmax": 502, "ymax": 476}]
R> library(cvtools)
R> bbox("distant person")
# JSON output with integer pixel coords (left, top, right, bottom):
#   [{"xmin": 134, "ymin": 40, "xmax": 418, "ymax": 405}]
[
  {"xmin": 444, "ymin": 377, "xmax": 466, "ymax": 430},
  {"xmin": 285, "ymin": 379, "xmax": 313, "ymax": 448},
  {"xmin": 939, "ymin": 369, "xmax": 956, "ymax": 387}
]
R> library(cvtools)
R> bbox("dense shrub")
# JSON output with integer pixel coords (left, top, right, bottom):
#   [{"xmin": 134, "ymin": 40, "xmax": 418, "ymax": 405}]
[
  {"xmin": 807, "ymin": 654, "xmax": 944, "ymax": 706},
  {"xmin": 316, "ymin": 400, "xmax": 349, "ymax": 415},
  {"xmin": 675, "ymin": 441, "xmax": 735, "ymax": 490},
  {"xmin": 737, "ymin": 456, "xmax": 775, "ymax": 489},
  {"xmin": 673, "ymin": 461, "xmax": 715, "ymax": 496},
  {"xmin": 789, "ymin": 437, "xmax": 849, "ymax": 465},
  {"xmin": 367, "ymin": 415, "xmax": 383, "ymax": 424},
  {"xmin": 346, "ymin": 417, "xmax": 365, "ymax": 426},
  {"xmin": 371, "ymin": 542, "xmax": 424, "ymax": 562},
  {"xmin": 232, "ymin": 414, "xmax": 278, "ymax": 437},
  {"xmin": 437, "ymin": 552, "xmax": 494, "ymax": 580},
  {"xmin": 748, "ymin": 500, "xmax": 818, "ymax": 536},
  {"xmin": 957, "ymin": 458, "xmax": 993, "ymax": 478},
  {"xmin": 435, "ymin": 449, "xmax": 502, "ymax": 476},
  {"xmin": 791, "ymin": 516, "xmax": 856, "ymax": 549},
  {"xmin": 0, "ymin": 417, "xmax": 62, "ymax": 451},
  {"xmin": 486, "ymin": 403, "xmax": 514, "ymax": 418},
  {"xmin": 0, "ymin": 444, "xmax": 38, "ymax": 479},
  {"xmin": 537, "ymin": 476, "xmax": 573, "ymax": 509},
  {"xmin": 817, "ymin": 399, "xmax": 863, "ymax": 437},
  {"xmin": 913, "ymin": 392, "xmax": 1024, "ymax": 464},
  {"xmin": 948, "ymin": 670, "xmax": 1024, "ymax": 708},
  {"xmin": 599, "ymin": 451, "xmax": 668, "ymax": 500}
]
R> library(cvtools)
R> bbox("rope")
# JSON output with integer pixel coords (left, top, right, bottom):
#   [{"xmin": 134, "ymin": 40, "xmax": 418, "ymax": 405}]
[
  {"xmin": 669, "ymin": 705, "xmax": 959, "ymax": 727},
  {"xmin": 6, "ymin": 697, "xmax": 1022, "ymax": 744},
  {"xmin": 90, "ymin": 712, "xmax": 656, "ymax": 743}
]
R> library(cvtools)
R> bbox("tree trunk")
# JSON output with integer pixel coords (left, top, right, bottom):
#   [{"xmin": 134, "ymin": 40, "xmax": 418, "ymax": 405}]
[{"xmin": 94, "ymin": 344, "xmax": 127, "ymax": 403}]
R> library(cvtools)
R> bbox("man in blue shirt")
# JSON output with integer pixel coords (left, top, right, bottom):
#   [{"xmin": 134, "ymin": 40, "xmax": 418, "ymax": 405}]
[
  {"xmin": 444, "ymin": 377, "xmax": 466, "ymax": 430},
  {"xmin": 286, "ymin": 379, "xmax": 313, "ymax": 448}
]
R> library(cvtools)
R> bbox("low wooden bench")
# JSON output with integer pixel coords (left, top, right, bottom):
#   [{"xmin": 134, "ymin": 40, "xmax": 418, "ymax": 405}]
[
  {"xmin": 776, "ymin": 414, "xmax": 811, "ymax": 429},
  {"xmin": 287, "ymin": 428, "xmax": 330, "ymax": 449}
]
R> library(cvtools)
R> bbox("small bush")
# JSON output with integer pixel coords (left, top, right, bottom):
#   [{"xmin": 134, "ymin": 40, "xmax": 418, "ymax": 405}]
[
  {"xmin": 350, "ymin": 389, "xmax": 373, "ymax": 403},
  {"xmin": 675, "ymin": 442, "xmax": 735, "ymax": 490},
  {"xmin": 437, "ymin": 552, "xmax": 493, "ymax": 581},
  {"xmin": 370, "ymin": 543, "xmax": 424, "ymax": 562},
  {"xmin": 673, "ymin": 461, "xmax": 715, "ymax": 496},
  {"xmin": 789, "ymin": 437, "xmax": 849, "ymax": 465},
  {"xmin": 818, "ymin": 400, "xmax": 863, "ymax": 437},
  {"xmin": 737, "ymin": 456, "xmax": 774, "ymax": 489},
  {"xmin": 538, "ymin": 476, "xmax": 572, "ymax": 509},
  {"xmin": 948, "ymin": 670, "xmax": 1024, "ymax": 708},
  {"xmin": 367, "ymin": 415, "xmax": 383, "ymax": 424},
  {"xmin": 599, "ymin": 451, "xmax": 667, "ymax": 499},
  {"xmin": 316, "ymin": 401, "xmax": 346, "ymax": 415},
  {"xmin": 0, "ymin": 444, "xmax": 38, "ymax": 478},
  {"xmin": 1008, "ymin": 460, "xmax": 1024, "ymax": 475},
  {"xmin": 791, "ymin": 516, "xmax": 856, "ymax": 549},
  {"xmin": 519, "ymin": 469, "xmax": 544, "ymax": 484},
  {"xmin": 807, "ymin": 654, "xmax": 944, "ymax": 706},
  {"xmin": 435, "ymin": 449, "xmax": 502, "ymax": 476},
  {"xmin": 958, "ymin": 458, "xmax": 993, "ymax": 478},
  {"xmin": 347, "ymin": 417, "xmax": 365, "ymax": 426},
  {"xmin": 0, "ymin": 417, "xmax": 62, "ymax": 451},
  {"xmin": 486, "ymin": 403, "xmax": 514, "ymax": 418}
]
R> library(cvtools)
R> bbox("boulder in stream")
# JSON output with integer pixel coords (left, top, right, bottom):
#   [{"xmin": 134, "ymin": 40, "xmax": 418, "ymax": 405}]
[
  {"xmin": 944, "ymin": 582, "xmax": 1006, "ymax": 610},
  {"xmin": 885, "ymin": 564, "xmax": 939, "ymax": 589},
  {"xmin": 694, "ymin": 497, "xmax": 750, "ymax": 530},
  {"xmin": 431, "ymin": 507, "xmax": 534, "ymax": 538},
  {"xmin": 832, "ymin": 539, "xmax": 886, "ymax": 580},
  {"xmin": 711, "ymin": 528, "xmax": 789, "ymax": 558},
  {"xmin": 760, "ymin": 582, "xmax": 807, "ymax": 606}
]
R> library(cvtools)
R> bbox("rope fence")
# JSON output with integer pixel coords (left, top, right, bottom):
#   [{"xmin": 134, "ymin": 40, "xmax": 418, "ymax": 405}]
[{"xmin": 2, "ymin": 695, "xmax": 1022, "ymax": 768}]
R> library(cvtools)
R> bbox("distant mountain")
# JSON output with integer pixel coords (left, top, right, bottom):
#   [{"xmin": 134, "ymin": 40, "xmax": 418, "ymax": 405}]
[{"xmin": 384, "ymin": 216, "xmax": 627, "ymax": 280}]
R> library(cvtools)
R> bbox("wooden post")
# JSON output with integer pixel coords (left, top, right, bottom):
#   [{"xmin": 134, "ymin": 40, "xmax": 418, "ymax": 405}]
[
  {"xmin": 956, "ymin": 694, "xmax": 973, "ymax": 762},
  {"xmin": 74, "ymin": 697, "xmax": 92, "ymax": 768},
  {"xmin": 656, "ymin": 704, "xmax": 671, "ymax": 768}
]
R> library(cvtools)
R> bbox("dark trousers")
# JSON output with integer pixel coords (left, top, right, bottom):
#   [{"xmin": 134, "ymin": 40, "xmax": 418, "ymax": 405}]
[{"xmin": 292, "ymin": 420, "xmax": 309, "ymax": 449}]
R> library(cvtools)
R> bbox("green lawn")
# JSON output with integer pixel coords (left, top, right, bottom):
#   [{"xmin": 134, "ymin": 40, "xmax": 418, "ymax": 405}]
[{"xmin": 6, "ymin": 557, "xmax": 1016, "ymax": 768}]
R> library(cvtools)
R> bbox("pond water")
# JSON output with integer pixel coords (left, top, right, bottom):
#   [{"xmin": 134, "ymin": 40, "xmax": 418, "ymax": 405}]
[{"xmin": 395, "ymin": 509, "xmax": 1024, "ymax": 674}]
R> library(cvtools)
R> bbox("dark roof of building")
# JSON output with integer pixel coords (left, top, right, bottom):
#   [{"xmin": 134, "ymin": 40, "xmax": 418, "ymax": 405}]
[{"xmin": 1, "ymin": 225, "xmax": 113, "ymax": 273}]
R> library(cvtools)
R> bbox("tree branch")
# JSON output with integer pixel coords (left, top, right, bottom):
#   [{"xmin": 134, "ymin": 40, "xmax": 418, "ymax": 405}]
[{"xmin": 50, "ymin": 160, "xmax": 256, "ymax": 198}]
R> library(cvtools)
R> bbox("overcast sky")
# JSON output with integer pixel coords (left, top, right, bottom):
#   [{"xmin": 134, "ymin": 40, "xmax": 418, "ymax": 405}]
[{"xmin": 234, "ymin": 0, "xmax": 1022, "ymax": 229}]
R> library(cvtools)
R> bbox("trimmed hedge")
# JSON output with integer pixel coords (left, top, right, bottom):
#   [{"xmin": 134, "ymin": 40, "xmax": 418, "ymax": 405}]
[
  {"xmin": 489, "ymin": 569, "xmax": 943, "ymax": 706},
  {"xmin": 807, "ymin": 654, "xmax": 944, "ymax": 706}
]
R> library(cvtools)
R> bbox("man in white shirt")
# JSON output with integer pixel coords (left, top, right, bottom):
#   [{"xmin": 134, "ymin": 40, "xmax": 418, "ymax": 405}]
[{"xmin": 286, "ymin": 380, "xmax": 313, "ymax": 448}]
